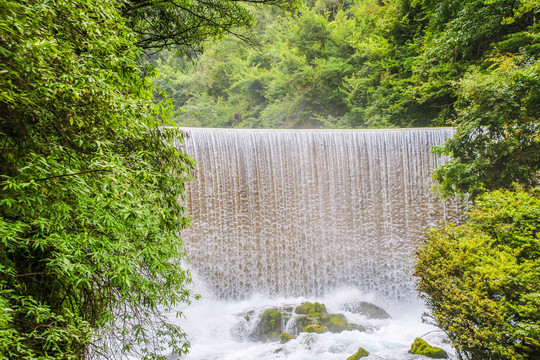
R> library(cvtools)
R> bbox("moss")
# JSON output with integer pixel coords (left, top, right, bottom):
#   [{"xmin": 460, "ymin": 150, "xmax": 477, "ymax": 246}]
[
  {"xmin": 295, "ymin": 302, "xmax": 327, "ymax": 315},
  {"xmin": 303, "ymin": 324, "xmax": 324, "ymax": 333},
  {"xmin": 295, "ymin": 305, "xmax": 361, "ymax": 334},
  {"xmin": 280, "ymin": 332, "xmax": 294, "ymax": 344},
  {"xmin": 295, "ymin": 315, "xmax": 316, "ymax": 331},
  {"xmin": 321, "ymin": 313, "xmax": 348, "ymax": 333},
  {"xmin": 409, "ymin": 338, "xmax": 448, "ymax": 359},
  {"xmin": 346, "ymin": 347, "xmax": 369, "ymax": 359},
  {"xmin": 294, "ymin": 303, "xmax": 367, "ymax": 334},
  {"xmin": 258, "ymin": 308, "xmax": 282, "ymax": 341}
]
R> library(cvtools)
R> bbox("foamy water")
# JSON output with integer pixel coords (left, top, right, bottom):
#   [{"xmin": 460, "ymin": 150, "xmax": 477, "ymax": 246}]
[{"xmin": 168, "ymin": 287, "xmax": 455, "ymax": 360}]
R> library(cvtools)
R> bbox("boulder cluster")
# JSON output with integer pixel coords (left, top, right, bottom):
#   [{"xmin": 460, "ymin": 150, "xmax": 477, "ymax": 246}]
[
  {"xmin": 258, "ymin": 301, "xmax": 367, "ymax": 342},
  {"xmin": 253, "ymin": 301, "xmax": 447, "ymax": 359}
]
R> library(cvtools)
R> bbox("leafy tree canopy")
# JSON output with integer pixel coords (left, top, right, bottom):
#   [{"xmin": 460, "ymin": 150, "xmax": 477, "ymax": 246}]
[
  {"xmin": 147, "ymin": 0, "xmax": 538, "ymax": 132},
  {"xmin": 123, "ymin": 0, "xmax": 299, "ymax": 53},
  {"xmin": 434, "ymin": 54, "xmax": 540, "ymax": 198},
  {"xmin": 415, "ymin": 189, "xmax": 540, "ymax": 359}
]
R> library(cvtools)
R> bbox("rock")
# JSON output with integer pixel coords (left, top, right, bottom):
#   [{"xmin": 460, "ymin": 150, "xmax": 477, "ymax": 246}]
[
  {"xmin": 293, "ymin": 302, "xmax": 366, "ymax": 334},
  {"xmin": 346, "ymin": 347, "xmax": 369, "ymax": 359},
  {"xmin": 258, "ymin": 308, "xmax": 282, "ymax": 341},
  {"xmin": 321, "ymin": 313, "xmax": 348, "ymax": 333},
  {"xmin": 409, "ymin": 338, "xmax": 448, "ymax": 359},
  {"xmin": 295, "ymin": 302, "xmax": 327, "ymax": 316},
  {"xmin": 303, "ymin": 324, "xmax": 324, "ymax": 333},
  {"xmin": 296, "ymin": 312, "xmax": 355, "ymax": 334},
  {"xmin": 295, "ymin": 315, "xmax": 317, "ymax": 333},
  {"xmin": 346, "ymin": 323, "xmax": 367, "ymax": 332},
  {"xmin": 280, "ymin": 332, "xmax": 294, "ymax": 344},
  {"xmin": 242, "ymin": 310, "xmax": 255, "ymax": 322},
  {"xmin": 341, "ymin": 301, "xmax": 391, "ymax": 319},
  {"xmin": 247, "ymin": 301, "xmax": 369, "ymax": 339}
]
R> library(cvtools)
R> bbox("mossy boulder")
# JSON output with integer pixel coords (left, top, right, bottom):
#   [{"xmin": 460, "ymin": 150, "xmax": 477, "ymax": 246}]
[
  {"xmin": 293, "ymin": 302, "xmax": 365, "ymax": 334},
  {"xmin": 346, "ymin": 347, "xmax": 369, "ymax": 359},
  {"xmin": 295, "ymin": 315, "xmax": 317, "ymax": 332},
  {"xmin": 258, "ymin": 308, "xmax": 282, "ymax": 341},
  {"xmin": 409, "ymin": 338, "xmax": 448, "ymax": 359},
  {"xmin": 342, "ymin": 301, "xmax": 391, "ymax": 319},
  {"xmin": 295, "ymin": 302, "xmax": 327, "ymax": 316},
  {"xmin": 303, "ymin": 324, "xmax": 324, "ymax": 333},
  {"xmin": 321, "ymin": 313, "xmax": 348, "ymax": 333},
  {"xmin": 294, "ymin": 302, "xmax": 326, "ymax": 333},
  {"xmin": 280, "ymin": 332, "xmax": 294, "ymax": 344}
]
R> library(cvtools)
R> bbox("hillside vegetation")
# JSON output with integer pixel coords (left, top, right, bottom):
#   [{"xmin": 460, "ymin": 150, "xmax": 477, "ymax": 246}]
[{"xmin": 150, "ymin": 0, "xmax": 539, "ymax": 130}]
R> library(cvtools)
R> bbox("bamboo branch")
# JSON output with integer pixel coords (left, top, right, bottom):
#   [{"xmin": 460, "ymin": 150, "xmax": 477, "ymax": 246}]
[{"xmin": 35, "ymin": 169, "xmax": 111, "ymax": 182}]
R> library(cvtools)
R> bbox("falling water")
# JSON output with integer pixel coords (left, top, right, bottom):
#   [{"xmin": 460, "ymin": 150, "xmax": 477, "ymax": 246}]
[{"xmin": 179, "ymin": 128, "xmax": 462, "ymax": 302}]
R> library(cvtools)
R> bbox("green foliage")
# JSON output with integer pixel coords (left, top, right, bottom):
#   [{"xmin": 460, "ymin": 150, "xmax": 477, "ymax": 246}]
[
  {"xmin": 147, "ymin": 0, "xmax": 538, "ymax": 131},
  {"xmin": 415, "ymin": 189, "xmax": 540, "ymax": 360},
  {"xmin": 0, "ymin": 0, "xmax": 196, "ymax": 358},
  {"xmin": 123, "ymin": 0, "xmax": 298, "ymax": 53},
  {"xmin": 149, "ymin": 2, "xmax": 372, "ymax": 128},
  {"xmin": 434, "ymin": 55, "xmax": 540, "ymax": 198}
]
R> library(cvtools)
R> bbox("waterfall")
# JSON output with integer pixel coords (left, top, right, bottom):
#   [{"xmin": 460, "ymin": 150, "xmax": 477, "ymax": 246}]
[{"xmin": 179, "ymin": 128, "xmax": 462, "ymax": 302}]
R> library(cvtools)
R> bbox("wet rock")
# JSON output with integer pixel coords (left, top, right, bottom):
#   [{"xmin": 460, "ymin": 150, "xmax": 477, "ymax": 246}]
[
  {"xmin": 258, "ymin": 308, "xmax": 282, "ymax": 341},
  {"xmin": 345, "ymin": 323, "xmax": 367, "ymax": 332},
  {"xmin": 320, "ymin": 313, "xmax": 348, "ymax": 333},
  {"xmin": 346, "ymin": 347, "xmax": 369, "ymax": 359},
  {"xmin": 280, "ymin": 332, "xmax": 294, "ymax": 344},
  {"xmin": 294, "ymin": 302, "xmax": 365, "ymax": 334},
  {"xmin": 341, "ymin": 301, "xmax": 391, "ymax": 319},
  {"xmin": 409, "ymin": 338, "xmax": 448, "ymax": 359},
  {"xmin": 303, "ymin": 324, "xmax": 324, "ymax": 333},
  {"xmin": 242, "ymin": 310, "xmax": 255, "ymax": 322},
  {"xmin": 295, "ymin": 302, "xmax": 327, "ymax": 316},
  {"xmin": 295, "ymin": 315, "xmax": 316, "ymax": 332}
]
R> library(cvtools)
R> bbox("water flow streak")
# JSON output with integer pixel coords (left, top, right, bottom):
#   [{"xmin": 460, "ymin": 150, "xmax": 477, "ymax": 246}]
[{"xmin": 179, "ymin": 129, "xmax": 461, "ymax": 301}]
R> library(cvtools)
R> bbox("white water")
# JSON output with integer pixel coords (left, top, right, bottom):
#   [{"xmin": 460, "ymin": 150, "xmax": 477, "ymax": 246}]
[
  {"xmin": 170, "ymin": 128, "xmax": 462, "ymax": 359},
  {"xmin": 171, "ymin": 286, "xmax": 456, "ymax": 360}
]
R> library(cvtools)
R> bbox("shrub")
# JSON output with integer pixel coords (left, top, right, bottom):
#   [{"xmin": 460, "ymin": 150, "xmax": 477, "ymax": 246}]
[{"xmin": 415, "ymin": 189, "xmax": 540, "ymax": 360}]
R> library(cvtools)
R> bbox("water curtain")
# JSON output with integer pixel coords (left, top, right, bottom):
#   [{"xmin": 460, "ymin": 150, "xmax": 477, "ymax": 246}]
[{"xmin": 179, "ymin": 129, "xmax": 462, "ymax": 302}]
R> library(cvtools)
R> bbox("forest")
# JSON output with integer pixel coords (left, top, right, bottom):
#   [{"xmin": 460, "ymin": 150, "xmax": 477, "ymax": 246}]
[
  {"xmin": 150, "ymin": 0, "xmax": 539, "ymax": 130},
  {"xmin": 1, "ymin": 0, "xmax": 539, "ymax": 359}
]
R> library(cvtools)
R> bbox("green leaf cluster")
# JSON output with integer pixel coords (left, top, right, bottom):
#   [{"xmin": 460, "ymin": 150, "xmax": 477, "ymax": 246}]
[
  {"xmin": 415, "ymin": 189, "xmax": 540, "ymax": 359},
  {"xmin": 434, "ymin": 54, "xmax": 540, "ymax": 198},
  {"xmin": 122, "ymin": 0, "xmax": 299, "ymax": 53},
  {"xmin": 0, "ymin": 0, "xmax": 198, "ymax": 358}
]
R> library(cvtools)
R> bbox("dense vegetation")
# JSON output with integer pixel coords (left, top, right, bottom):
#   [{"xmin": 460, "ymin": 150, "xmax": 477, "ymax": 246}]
[
  {"xmin": 0, "ymin": 0, "xmax": 292, "ymax": 358},
  {"xmin": 150, "ymin": 0, "xmax": 539, "ymax": 130},
  {"xmin": 416, "ymin": 190, "xmax": 540, "ymax": 359}
]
